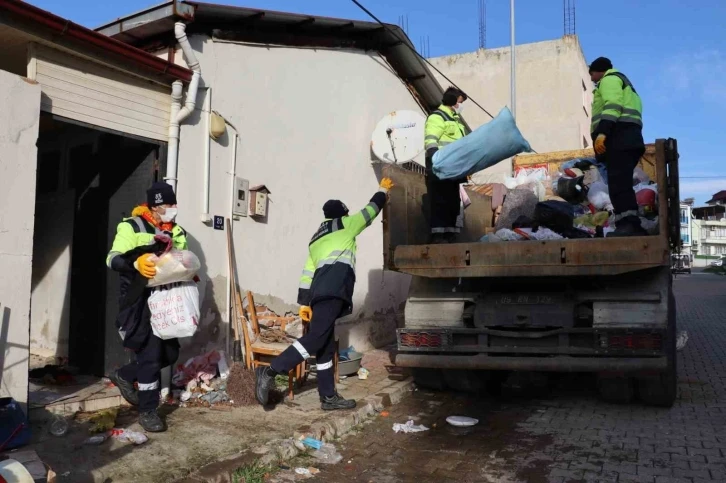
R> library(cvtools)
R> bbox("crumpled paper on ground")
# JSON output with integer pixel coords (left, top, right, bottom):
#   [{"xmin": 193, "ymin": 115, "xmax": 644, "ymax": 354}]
[{"xmin": 393, "ymin": 420, "xmax": 430, "ymax": 433}]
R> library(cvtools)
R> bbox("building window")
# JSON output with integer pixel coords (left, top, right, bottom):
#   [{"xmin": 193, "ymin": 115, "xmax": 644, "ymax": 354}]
[
  {"xmin": 680, "ymin": 209, "xmax": 687, "ymax": 224},
  {"xmin": 681, "ymin": 233, "xmax": 689, "ymax": 244}
]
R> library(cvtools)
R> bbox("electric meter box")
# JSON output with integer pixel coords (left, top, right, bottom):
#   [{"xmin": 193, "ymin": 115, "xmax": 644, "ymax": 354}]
[
  {"xmin": 233, "ymin": 177, "xmax": 249, "ymax": 217},
  {"xmin": 249, "ymin": 185, "xmax": 270, "ymax": 218}
]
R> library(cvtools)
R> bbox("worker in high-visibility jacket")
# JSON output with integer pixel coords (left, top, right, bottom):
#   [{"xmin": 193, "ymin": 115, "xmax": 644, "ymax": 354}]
[
  {"xmin": 589, "ymin": 57, "xmax": 647, "ymax": 237},
  {"xmin": 255, "ymin": 178, "xmax": 394, "ymax": 410},
  {"xmin": 106, "ymin": 182, "xmax": 187, "ymax": 432},
  {"xmin": 424, "ymin": 86, "xmax": 470, "ymax": 243}
]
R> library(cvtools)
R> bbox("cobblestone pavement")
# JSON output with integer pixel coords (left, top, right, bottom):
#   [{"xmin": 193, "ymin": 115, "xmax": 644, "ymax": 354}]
[{"xmin": 288, "ymin": 273, "xmax": 726, "ymax": 483}]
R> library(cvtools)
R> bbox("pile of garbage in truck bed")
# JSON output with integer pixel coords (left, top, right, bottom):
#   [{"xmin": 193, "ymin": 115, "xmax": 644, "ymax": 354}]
[{"xmin": 480, "ymin": 157, "xmax": 658, "ymax": 242}]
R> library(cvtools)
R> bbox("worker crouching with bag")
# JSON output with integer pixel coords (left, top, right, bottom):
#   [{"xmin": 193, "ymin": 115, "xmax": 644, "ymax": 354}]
[{"xmin": 105, "ymin": 182, "xmax": 191, "ymax": 432}]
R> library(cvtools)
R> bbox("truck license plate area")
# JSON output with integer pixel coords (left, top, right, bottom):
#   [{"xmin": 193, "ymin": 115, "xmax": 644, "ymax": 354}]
[{"xmin": 475, "ymin": 293, "xmax": 575, "ymax": 328}]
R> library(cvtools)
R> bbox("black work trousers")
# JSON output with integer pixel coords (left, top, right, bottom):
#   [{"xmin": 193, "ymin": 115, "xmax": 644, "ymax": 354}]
[
  {"xmin": 426, "ymin": 156, "xmax": 461, "ymax": 234},
  {"xmin": 604, "ymin": 147, "xmax": 645, "ymax": 220},
  {"xmin": 270, "ymin": 298, "xmax": 345, "ymax": 398},
  {"xmin": 118, "ymin": 335, "xmax": 179, "ymax": 412}
]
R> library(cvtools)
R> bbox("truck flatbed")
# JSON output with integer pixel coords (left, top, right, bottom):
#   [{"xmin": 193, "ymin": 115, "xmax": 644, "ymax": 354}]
[{"xmin": 382, "ymin": 140, "xmax": 679, "ymax": 278}]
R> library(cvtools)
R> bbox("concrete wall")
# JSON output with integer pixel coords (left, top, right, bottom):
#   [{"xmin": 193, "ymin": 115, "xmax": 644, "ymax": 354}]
[
  {"xmin": 0, "ymin": 70, "xmax": 41, "ymax": 409},
  {"xmin": 428, "ymin": 36, "xmax": 592, "ymax": 184},
  {"xmin": 172, "ymin": 37, "xmax": 421, "ymax": 358}
]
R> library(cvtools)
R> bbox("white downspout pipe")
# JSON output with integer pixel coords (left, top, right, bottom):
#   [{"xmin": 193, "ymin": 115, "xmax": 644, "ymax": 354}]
[
  {"xmin": 201, "ymin": 87, "xmax": 212, "ymax": 223},
  {"xmin": 165, "ymin": 22, "xmax": 202, "ymax": 191}
]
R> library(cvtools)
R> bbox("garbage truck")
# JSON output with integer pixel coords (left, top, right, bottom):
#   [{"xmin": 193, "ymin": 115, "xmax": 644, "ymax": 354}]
[{"xmin": 383, "ymin": 139, "xmax": 680, "ymax": 407}]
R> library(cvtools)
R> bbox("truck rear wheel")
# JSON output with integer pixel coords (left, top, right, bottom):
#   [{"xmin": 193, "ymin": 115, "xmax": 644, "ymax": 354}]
[
  {"xmin": 412, "ymin": 368, "xmax": 446, "ymax": 391},
  {"xmin": 597, "ymin": 375, "xmax": 635, "ymax": 404},
  {"xmin": 637, "ymin": 293, "xmax": 677, "ymax": 407}
]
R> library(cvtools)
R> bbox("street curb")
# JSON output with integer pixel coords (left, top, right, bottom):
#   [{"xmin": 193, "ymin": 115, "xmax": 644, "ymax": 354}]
[{"xmin": 175, "ymin": 376, "xmax": 415, "ymax": 483}]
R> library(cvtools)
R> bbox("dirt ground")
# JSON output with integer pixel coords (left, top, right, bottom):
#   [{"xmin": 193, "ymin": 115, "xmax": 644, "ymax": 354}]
[{"xmin": 24, "ymin": 350, "xmax": 405, "ymax": 483}]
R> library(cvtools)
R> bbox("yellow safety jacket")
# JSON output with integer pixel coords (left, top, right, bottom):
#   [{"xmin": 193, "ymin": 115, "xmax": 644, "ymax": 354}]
[
  {"xmin": 424, "ymin": 105, "xmax": 468, "ymax": 154},
  {"xmin": 298, "ymin": 189, "xmax": 387, "ymax": 312},
  {"xmin": 591, "ymin": 69, "xmax": 644, "ymax": 151}
]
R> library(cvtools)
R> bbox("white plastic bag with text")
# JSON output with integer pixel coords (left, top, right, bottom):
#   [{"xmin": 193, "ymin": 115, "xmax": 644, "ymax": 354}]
[{"xmin": 148, "ymin": 282, "xmax": 200, "ymax": 340}]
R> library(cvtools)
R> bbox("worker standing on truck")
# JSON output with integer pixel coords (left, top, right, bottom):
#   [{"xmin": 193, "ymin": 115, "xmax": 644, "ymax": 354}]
[
  {"xmin": 255, "ymin": 178, "xmax": 394, "ymax": 410},
  {"xmin": 106, "ymin": 182, "xmax": 187, "ymax": 433},
  {"xmin": 424, "ymin": 87, "xmax": 470, "ymax": 244},
  {"xmin": 589, "ymin": 57, "xmax": 647, "ymax": 237}
]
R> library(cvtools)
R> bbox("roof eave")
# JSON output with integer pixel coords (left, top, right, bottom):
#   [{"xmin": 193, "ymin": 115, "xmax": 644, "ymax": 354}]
[{"xmin": 0, "ymin": 0, "xmax": 192, "ymax": 84}]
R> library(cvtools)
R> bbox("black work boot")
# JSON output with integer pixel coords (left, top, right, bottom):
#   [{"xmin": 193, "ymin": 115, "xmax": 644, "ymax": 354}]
[
  {"xmin": 255, "ymin": 366, "xmax": 276, "ymax": 406},
  {"xmin": 139, "ymin": 410, "xmax": 165, "ymax": 432},
  {"xmin": 108, "ymin": 370, "xmax": 138, "ymax": 406},
  {"xmin": 607, "ymin": 216, "xmax": 648, "ymax": 238},
  {"xmin": 320, "ymin": 393, "xmax": 356, "ymax": 410}
]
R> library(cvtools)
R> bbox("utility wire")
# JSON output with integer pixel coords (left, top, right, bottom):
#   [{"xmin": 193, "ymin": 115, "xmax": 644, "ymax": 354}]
[{"xmin": 351, "ymin": 0, "xmax": 495, "ymax": 120}]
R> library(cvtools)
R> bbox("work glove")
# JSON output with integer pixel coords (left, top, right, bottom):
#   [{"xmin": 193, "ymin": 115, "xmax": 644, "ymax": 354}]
[
  {"xmin": 134, "ymin": 253, "xmax": 157, "ymax": 279},
  {"xmin": 380, "ymin": 178, "xmax": 394, "ymax": 192},
  {"xmin": 299, "ymin": 306, "xmax": 312, "ymax": 322},
  {"xmin": 594, "ymin": 134, "xmax": 607, "ymax": 155}
]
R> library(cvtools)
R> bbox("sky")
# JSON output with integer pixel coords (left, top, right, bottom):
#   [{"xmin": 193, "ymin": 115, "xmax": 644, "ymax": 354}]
[{"xmin": 28, "ymin": 0, "xmax": 726, "ymax": 204}]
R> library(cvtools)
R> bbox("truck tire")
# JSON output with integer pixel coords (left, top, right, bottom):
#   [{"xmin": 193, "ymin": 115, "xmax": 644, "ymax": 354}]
[
  {"xmin": 412, "ymin": 368, "xmax": 446, "ymax": 391},
  {"xmin": 637, "ymin": 292, "xmax": 677, "ymax": 407},
  {"xmin": 597, "ymin": 375, "xmax": 635, "ymax": 404}
]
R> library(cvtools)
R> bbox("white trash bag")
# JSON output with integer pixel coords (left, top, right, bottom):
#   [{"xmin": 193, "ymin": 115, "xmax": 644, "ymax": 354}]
[
  {"xmin": 148, "ymin": 249, "xmax": 201, "ymax": 288},
  {"xmin": 148, "ymin": 281, "xmax": 200, "ymax": 340}
]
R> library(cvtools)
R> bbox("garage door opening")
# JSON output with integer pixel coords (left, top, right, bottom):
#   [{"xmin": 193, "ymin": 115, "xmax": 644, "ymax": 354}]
[{"xmin": 29, "ymin": 113, "xmax": 165, "ymax": 415}]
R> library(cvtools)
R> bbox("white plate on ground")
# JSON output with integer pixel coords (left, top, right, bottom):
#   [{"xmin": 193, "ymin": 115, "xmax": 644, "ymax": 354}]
[{"xmin": 446, "ymin": 416, "xmax": 479, "ymax": 427}]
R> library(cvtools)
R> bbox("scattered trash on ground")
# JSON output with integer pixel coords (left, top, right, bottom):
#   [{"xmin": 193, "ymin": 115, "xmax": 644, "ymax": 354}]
[
  {"xmin": 380, "ymin": 410, "xmax": 390, "ymax": 417},
  {"xmin": 47, "ymin": 414, "xmax": 69, "ymax": 437},
  {"xmin": 110, "ymin": 429, "xmax": 148, "ymax": 445},
  {"xmin": 28, "ymin": 365, "xmax": 77, "ymax": 386},
  {"xmin": 302, "ymin": 437, "xmax": 323, "ymax": 450},
  {"xmin": 392, "ymin": 420, "xmax": 430, "ymax": 433},
  {"xmin": 311, "ymin": 443, "xmax": 343, "ymax": 464},
  {"xmin": 83, "ymin": 433, "xmax": 109, "ymax": 445},
  {"xmin": 677, "ymin": 330, "xmax": 689, "ymax": 351},
  {"xmin": 446, "ymin": 416, "xmax": 479, "ymax": 427},
  {"xmin": 357, "ymin": 368, "xmax": 369, "ymax": 380},
  {"xmin": 88, "ymin": 408, "xmax": 117, "ymax": 433},
  {"xmin": 294, "ymin": 467, "xmax": 311, "ymax": 476}
]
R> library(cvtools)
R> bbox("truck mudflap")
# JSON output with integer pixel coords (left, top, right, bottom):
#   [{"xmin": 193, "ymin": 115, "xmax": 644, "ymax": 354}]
[{"xmin": 394, "ymin": 354, "xmax": 668, "ymax": 372}]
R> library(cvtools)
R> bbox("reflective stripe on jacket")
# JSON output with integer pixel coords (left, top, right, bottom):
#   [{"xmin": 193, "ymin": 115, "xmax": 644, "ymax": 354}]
[
  {"xmin": 298, "ymin": 190, "xmax": 387, "ymax": 312},
  {"xmin": 424, "ymin": 105, "xmax": 467, "ymax": 153}
]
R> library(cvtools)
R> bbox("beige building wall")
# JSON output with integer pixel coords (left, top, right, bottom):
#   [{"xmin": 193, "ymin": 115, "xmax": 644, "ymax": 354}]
[
  {"xmin": 172, "ymin": 36, "xmax": 422, "ymax": 357},
  {"xmin": 0, "ymin": 69, "xmax": 41, "ymax": 409},
  {"xmin": 428, "ymin": 36, "xmax": 592, "ymax": 183}
]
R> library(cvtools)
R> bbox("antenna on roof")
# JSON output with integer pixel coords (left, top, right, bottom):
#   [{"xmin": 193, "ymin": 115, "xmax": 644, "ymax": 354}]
[
  {"xmin": 478, "ymin": 0, "xmax": 487, "ymax": 50},
  {"xmin": 564, "ymin": 0, "xmax": 576, "ymax": 36},
  {"xmin": 419, "ymin": 35, "xmax": 430, "ymax": 57},
  {"xmin": 398, "ymin": 14, "xmax": 409, "ymax": 35}
]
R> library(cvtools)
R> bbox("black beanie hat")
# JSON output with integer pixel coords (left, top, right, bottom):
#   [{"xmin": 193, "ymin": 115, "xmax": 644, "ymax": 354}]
[
  {"xmin": 147, "ymin": 182, "xmax": 177, "ymax": 207},
  {"xmin": 588, "ymin": 57, "xmax": 613, "ymax": 74},
  {"xmin": 323, "ymin": 200, "xmax": 349, "ymax": 219}
]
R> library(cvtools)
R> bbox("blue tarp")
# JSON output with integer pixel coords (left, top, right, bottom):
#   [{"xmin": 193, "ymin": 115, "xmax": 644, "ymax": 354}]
[{"xmin": 432, "ymin": 107, "xmax": 532, "ymax": 180}]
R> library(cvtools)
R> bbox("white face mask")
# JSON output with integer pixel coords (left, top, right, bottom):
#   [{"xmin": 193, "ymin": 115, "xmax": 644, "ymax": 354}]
[
  {"xmin": 160, "ymin": 207, "xmax": 177, "ymax": 223},
  {"xmin": 454, "ymin": 103, "xmax": 465, "ymax": 114}
]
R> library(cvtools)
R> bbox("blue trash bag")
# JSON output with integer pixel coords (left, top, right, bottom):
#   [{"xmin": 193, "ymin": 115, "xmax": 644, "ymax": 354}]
[
  {"xmin": 432, "ymin": 107, "xmax": 532, "ymax": 180},
  {"xmin": 0, "ymin": 398, "xmax": 31, "ymax": 451}
]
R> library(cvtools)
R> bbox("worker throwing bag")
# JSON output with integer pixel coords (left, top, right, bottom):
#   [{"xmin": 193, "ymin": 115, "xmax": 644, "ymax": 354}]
[{"xmin": 255, "ymin": 178, "xmax": 394, "ymax": 410}]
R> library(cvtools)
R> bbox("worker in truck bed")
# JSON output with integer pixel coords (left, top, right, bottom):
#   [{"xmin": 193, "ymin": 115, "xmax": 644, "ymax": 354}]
[
  {"xmin": 589, "ymin": 56, "xmax": 647, "ymax": 237},
  {"xmin": 255, "ymin": 178, "xmax": 394, "ymax": 410},
  {"xmin": 424, "ymin": 87, "xmax": 470, "ymax": 243}
]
